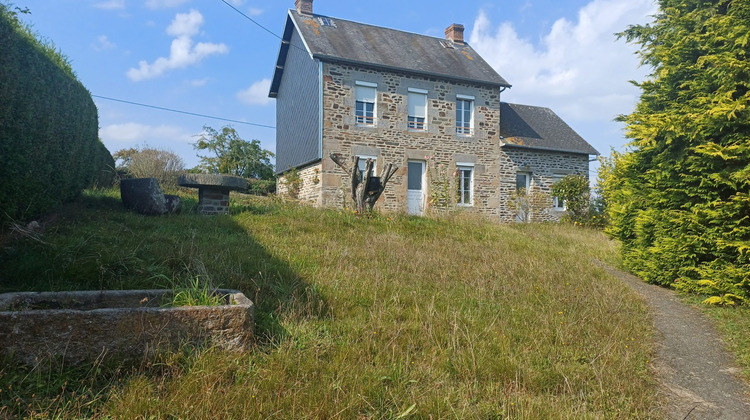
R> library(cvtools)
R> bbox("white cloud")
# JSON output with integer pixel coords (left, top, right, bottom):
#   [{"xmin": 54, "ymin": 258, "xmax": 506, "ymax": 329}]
[
  {"xmin": 144, "ymin": 0, "xmax": 188, "ymax": 9},
  {"xmin": 93, "ymin": 0, "xmax": 125, "ymax": 10},
  {"xmin": 166, "ymin": 8, "xmax": 203, "ymax": 37},
  {"xmin": 189, "ymin": 78, "xmax": 209, "ymax": 87},
  {"xmin": 236, "ymin": 78, "xmax": 272, "ymax": 106},
  {"xmin": 247, "ymin": 7, "xmax": 263, "ymax": 16},
  {"xmin": 100, "ymin": 123, "xmax": 192, "ymax": 145},
  {"xmin": 469, "ymin": 0, "xmax": 656, "ymax": 122},
  {"xmin": 127, "ymin": 9, "xmax": 229, "ymax": 81},
  {"xmin": 92, "ymin": 35, "xmax": 116, "ymax": 51}
]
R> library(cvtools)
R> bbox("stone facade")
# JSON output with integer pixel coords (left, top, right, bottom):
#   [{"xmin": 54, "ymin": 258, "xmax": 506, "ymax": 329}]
[
  {"xmin": 277, "ymin": 162, "xmax": 323, "ymax": 205},
  {"xmin": 316, "ymin": 63, "xmax": 503, "ymax": 218},
  {"xmin": 499, "ymin": 148, "xmax": 590, "ymax": 222},
  {"xmin": 276, "ymin": 62, "xmax": 592, "ymax": 221}
]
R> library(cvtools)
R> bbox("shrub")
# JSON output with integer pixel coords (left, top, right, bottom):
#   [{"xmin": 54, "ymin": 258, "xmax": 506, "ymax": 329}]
[
  {"xmin": 0, "ymin": 5, "xmax": 114, "ymax": 224},
  {"xmin": 246, "ymin": 178, "xmax": 276, "ymax": 196},
  {"xmin": 113, "ymin": 147, "xmax": 185, "ymax": 189}
]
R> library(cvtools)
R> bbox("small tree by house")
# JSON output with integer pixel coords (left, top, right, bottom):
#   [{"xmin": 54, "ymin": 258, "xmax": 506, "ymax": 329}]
[{"xmin": 329, "ymin": 153, "xmax": 398, "ymax": 215}]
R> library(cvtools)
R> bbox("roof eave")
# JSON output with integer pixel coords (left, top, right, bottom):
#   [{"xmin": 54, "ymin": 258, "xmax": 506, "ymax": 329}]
[
  {"xmin": 500, "ymin": 141, "xmax": 600, "ymax": 156},
  {"xmin": 313, "ymin": 54, "xmax": 512, "ymax": 89}
]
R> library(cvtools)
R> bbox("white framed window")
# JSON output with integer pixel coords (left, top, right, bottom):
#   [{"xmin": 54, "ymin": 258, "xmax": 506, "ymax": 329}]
[
  {"xmin": 408, "ymin": 88, "xmax": 427, "ymax": 131},
  {"xmin": 456, "ymin": 94, "xmax": 474, "ymax": 135},
  {"xmin": 552, "ymin": 174, "xmax": 566, "ymax": 210},
  {"xmin": 356, "ymin": 155, "xmax": 377, "ymax": 181},
  {"xmin": 516, "ymin": 172, "xmax": 530, "ymax": 193},
  {"xmin": 355, "ymin": 81, "xmax": 377, "ymax": 126},
  {"xmin": 516, "ymin": 172, "xmax": 531, "ymax": 222},
  {"xmin": 457, "ymin": 163, "xmax": 474, "ymax": 206}
]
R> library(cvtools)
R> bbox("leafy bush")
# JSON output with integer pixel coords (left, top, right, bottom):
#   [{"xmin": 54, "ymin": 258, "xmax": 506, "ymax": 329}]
[
  {"xmin": 113, "ymin": 147, "xmax": 185, "ymax": 189},
  {"xmin": 0, "ymin": 5, "xmax": 114, "ymax": 224},
  {"xmin": 609, "ymin": 0, "xmax": 750, "ymax": 303},
  {"xmin": 550, "ymin": 174, "xmax": 590, "ymax": 224},
  {"xmin": 246, "ymin": 178, "xmax": 276, "ymax": 196}
]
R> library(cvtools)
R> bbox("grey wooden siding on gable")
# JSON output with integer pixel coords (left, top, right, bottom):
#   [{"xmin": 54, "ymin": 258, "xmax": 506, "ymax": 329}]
[{"xmin": 275, "ymin": 28, "xmax": 320, "ymax": 174}]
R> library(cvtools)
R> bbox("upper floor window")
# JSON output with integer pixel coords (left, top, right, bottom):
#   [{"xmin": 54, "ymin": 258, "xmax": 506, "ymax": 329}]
[
  {"xmin": 457, "ymin": 163, "xmax": 474, "ymax": 206},
  {"xmin": 355, "ymin": 81, "xmax": 377, "ymax": 126},
  {"xmin": 456, "ymin": 95, "xmax": 474, "ymax": 135},
  {"xmin": 408, "ymin": 88, "xmax": 427, "ymax": 131}
]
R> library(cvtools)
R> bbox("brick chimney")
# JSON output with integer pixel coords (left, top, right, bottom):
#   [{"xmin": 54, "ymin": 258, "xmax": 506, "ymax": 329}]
[
  {"xmin": 445, "ymin": 23, "xmax": 465, "ymax": 44},
  {"xmin": 296, "ymin": 0, "xmax": 313, "ymax": 15}
]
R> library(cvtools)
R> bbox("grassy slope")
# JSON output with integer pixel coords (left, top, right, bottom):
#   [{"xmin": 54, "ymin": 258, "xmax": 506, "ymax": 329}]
[{"xmin": 0, "ymin": 189, "xmax": 659, "ymax": 419}]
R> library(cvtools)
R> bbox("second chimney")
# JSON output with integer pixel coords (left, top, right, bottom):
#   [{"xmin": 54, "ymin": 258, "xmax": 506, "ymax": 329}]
[
  {"xmin": 445, "ymin": 23, "xmax": 465, "ymax": 44},
  {"xmin": 296, "ymin": 0, "xmax": 313, "ymax": 15}
]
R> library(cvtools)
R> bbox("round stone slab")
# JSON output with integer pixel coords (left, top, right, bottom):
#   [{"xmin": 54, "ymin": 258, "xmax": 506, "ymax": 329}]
[{"xmin": 178, "ymin": 173, "xmax": 248, "ymax": 191}]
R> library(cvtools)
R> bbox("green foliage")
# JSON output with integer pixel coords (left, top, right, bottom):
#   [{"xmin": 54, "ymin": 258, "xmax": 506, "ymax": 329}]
[
  {"xmin": 113, "ymin": 146, "xmax": 185, "ymax": 189},
  {"xmin": 281, "ymin": 167, "xmax": 302, "ymax": 198},
  {"xmin": 246, "ymin": 178, "xmax": 276, "ymax": 196},
  {"xmin": 426, "ymin": 159, "xmax": 454, "ymax": 212},
  {"xmin": 509, "ymin": 187, "xmax": 551, "ymax": 222},
  {"xmin": 550, "ymin": 174, "xmax": 590, "ymax": 223},
  {"xmin": 193, "ymin": 125, "xmax": 274, "ymax": 180},
  {"xmin": 0, "ymin": 6, "xmax": 114, "ymax": 225},
  {"xmin": 609, "ymin": 0, "xmax": 750, "ymax": 302}
]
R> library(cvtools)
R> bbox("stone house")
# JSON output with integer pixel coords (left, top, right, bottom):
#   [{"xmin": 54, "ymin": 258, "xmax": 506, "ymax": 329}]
[{"xmin": 270, "ymin": 0, "xmax": 598, "ymax": 222}]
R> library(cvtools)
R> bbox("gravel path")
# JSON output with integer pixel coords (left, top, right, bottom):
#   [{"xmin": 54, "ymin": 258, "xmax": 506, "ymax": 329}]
[{"xmin": 600, "ymin": 263, "xmax": 750, "ymax": 419}]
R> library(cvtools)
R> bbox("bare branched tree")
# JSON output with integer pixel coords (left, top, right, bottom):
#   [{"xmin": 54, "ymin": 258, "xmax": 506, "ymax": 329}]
[{"xmin": 329, "ymin": 153, "xmax": 398, "ymax": 214}]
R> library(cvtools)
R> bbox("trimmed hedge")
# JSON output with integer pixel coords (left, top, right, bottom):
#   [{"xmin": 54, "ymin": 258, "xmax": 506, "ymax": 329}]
[{"xmin": 0, "ymin": 7, "xmax": 114, "ymax": 224}]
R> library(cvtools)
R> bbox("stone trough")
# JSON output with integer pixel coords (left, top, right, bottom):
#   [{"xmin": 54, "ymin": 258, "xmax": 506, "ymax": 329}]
[
  {"xmin": 0, "ymin": 289, "xmax": 254, "ymax": 365},
  {"xmin": 178, "ymin": 173, "xmax": 248, "ymax": 215}
]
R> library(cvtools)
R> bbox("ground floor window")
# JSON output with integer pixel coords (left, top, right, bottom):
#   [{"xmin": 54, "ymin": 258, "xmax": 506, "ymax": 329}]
[
  {"xmin": 552, "ymin": 174, "xmax": 565, "ymax": 210},
  {"xmin": 457, "ymin": 164, "xmax": 474, "ymax": 206}
]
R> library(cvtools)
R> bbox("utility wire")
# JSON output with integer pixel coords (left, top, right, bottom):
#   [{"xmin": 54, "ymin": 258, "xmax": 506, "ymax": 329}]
[
  {"xmin": 218, "ymin": 0, "xmax": 283, "ymax": 41},
  {"xmin": 218, "ymin": 0, "xmax": 308, "ymax": 54},
  {"xmin": 92, "ymin": 95, "xmax": 276, "ymax": 129}
]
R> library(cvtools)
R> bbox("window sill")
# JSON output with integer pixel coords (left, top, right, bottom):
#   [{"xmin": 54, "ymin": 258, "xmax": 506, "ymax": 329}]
[{"xmin": 457, "ymin": 203, "xmax": 473, "ymax": 208}]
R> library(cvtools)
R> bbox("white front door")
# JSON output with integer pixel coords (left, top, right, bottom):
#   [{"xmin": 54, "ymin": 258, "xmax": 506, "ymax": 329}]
[{"xmin": 407, "ymin": 160, "xmax": 425, "ymax": 215}]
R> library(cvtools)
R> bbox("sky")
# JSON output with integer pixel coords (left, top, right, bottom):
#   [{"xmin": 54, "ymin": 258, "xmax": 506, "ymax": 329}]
[{"xmin": 16, "ymin": 0, "xmax": 658, "ymax": 173}]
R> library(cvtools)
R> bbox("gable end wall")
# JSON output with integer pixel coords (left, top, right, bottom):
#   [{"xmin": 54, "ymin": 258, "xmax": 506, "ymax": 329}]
[{"xmin": 275, "ymin": 28, "xmax": 320, "ymax": 175}]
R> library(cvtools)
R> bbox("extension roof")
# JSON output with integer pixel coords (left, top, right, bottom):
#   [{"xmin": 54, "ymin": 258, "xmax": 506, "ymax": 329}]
[
  {"xmin": 500, "ymin": 102, "xmax": 599, "ymax": 155},
  {"xmin": 269, "ymin": 10, "xmax": 511, "ymax": 98}
]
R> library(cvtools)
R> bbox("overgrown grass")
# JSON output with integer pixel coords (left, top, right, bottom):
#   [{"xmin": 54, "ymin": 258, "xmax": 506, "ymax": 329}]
[{"xmin": 0, "ymin": 188, "xmax": 660, "ymax": 418}]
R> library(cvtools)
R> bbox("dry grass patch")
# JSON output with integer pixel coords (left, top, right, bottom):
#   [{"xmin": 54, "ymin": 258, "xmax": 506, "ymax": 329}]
[{"xmin": 0, "ymin": 190, "xmax": 659, "ymax": 418}]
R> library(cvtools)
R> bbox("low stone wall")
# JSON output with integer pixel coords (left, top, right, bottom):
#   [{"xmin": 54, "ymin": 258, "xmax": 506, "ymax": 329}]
[{"xmin": 0, "ymin": 289, "xmax": 254, "ymax": 365}]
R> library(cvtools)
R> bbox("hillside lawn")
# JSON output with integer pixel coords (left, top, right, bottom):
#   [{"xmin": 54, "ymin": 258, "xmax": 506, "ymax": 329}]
[{"xmin": 1, "ymin": 188, "xmax": 665, "ymax": 418}]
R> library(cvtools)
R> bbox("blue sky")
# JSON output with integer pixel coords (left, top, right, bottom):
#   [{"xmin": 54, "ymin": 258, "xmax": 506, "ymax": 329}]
[{"xmin": 18, "ymin": 0, "xmax": 657, "ymax": 171}]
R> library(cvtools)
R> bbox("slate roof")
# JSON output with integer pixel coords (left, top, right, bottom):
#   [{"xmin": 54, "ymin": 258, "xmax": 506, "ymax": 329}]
[
  {"xmin": 270, "ymin": 10, "xmax": 510, "ymax": 97},
  {"xmin": 500, "ymin": 103, "xmax": 599, "ymax": 155}
]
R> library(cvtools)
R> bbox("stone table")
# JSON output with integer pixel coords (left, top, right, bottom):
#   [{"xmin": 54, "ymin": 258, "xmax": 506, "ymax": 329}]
[{"xmin": 178, "ymin": 174, "xmax": 248, "ymax": 215}]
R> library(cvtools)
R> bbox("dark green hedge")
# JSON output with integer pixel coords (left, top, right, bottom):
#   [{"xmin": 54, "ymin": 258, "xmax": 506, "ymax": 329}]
[{"xmin": 0, "ymin": 7, "xmax": 114, "ymax": 224}]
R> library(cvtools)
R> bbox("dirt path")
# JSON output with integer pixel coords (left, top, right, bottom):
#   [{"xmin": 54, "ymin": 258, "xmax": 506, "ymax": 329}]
[{"xmin": 600, "ymin": 264, "xmax": 750, "ymax": 419}]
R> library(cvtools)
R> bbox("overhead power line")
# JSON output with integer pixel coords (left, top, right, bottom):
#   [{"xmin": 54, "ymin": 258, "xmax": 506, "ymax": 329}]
[
  {"xmin": 92, "ymin": 95, "xmax": 276, "ymax": 129},
  {"xmin": 218, "ymin": 0, "xmax": 308, "ymax": 54},
  {"xmin": 218, "ymin": 0, "xmax": 283, "ymax": 41}
]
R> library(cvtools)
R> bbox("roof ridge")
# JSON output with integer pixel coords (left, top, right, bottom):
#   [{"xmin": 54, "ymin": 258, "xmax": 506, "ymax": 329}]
[{"xmin": 289, "ymin": 9, "xmax": 475, "ymax": 46}]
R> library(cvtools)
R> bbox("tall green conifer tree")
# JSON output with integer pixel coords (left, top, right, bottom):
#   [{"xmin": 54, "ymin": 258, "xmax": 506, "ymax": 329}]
[{"xmin": 607, "ymin": 0, "xmax": 750, "ymax": 304}]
